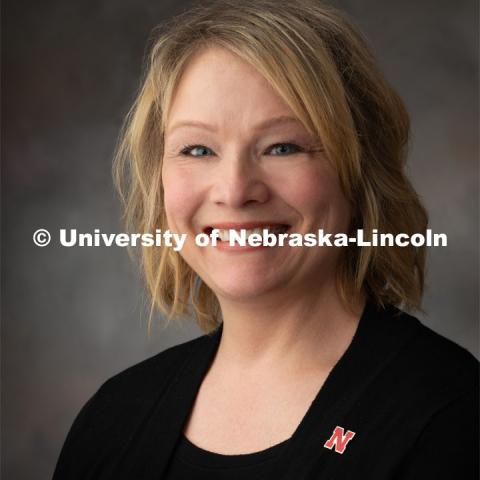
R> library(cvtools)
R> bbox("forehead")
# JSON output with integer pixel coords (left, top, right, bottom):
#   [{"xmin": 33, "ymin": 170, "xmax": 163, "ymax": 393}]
[{"xmin": 165, "ymin": 46, "xmax": 302, "ymax": 135}]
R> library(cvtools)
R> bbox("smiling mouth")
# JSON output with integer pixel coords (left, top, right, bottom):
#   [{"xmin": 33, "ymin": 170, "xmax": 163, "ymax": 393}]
[{"xmin": 204, "ymin": 224, "xmax": 290, "ymax": 242}]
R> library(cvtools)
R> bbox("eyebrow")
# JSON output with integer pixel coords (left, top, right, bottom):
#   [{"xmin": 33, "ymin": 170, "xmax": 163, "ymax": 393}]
[{"xmin": 166, "ymin": 115, "xmax": 303, "ymax": 135}]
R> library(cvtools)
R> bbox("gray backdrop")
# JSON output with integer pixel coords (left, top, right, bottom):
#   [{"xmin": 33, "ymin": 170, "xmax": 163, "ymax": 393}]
[{"xmin": 2, "ymin": 0, "xmax": 478, "ymax": 478}]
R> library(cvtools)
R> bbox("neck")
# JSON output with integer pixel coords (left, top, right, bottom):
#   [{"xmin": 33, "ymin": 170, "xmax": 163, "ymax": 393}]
[{"xmin": 214, "ymin": 283, "xmax": 366, "ymax": 375}]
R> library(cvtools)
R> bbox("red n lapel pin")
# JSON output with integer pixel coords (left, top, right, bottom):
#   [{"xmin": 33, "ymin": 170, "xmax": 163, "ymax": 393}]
[{"xmin": 323, "ymin": 426, "xmax": 356, "ymax": 454}]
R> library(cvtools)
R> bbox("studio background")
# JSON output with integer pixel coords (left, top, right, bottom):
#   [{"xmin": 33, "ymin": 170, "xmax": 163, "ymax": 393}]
[{"xmin": 2, "ymin": 0, "xmax": 478, "ymax": 479}]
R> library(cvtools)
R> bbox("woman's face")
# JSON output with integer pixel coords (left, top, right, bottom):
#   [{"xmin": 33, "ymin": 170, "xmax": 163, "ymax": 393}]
[{"xmin": 162, "ymin": 46, "xmax": 351, "ymax": 303}]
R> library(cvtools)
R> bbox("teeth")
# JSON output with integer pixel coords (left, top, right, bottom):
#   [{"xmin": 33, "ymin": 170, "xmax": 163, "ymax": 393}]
[{"xmin": 212, "ymin": 225, "xmax": 288, "ymax": 242}]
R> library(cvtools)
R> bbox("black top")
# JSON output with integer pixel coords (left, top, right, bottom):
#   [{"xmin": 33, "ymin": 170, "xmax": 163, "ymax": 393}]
[
  {"xmin": 163, "ymin": 433, "xmax": 290, "ymax": 479},
  {"xmin": 52, "ymin": 301, "xmax": 479, "ymax": 479}
]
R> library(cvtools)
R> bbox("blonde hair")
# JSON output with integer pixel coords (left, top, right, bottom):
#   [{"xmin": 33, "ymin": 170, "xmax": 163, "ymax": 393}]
[{"xmin": 113, "ymin": 0, "xmax": 428, "ymax": 333}]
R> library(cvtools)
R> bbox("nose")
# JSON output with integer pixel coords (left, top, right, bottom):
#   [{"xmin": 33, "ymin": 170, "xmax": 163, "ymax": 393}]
[{"xmin": 210, "ymin": 149, "xmax": 270, "ymax": 208}]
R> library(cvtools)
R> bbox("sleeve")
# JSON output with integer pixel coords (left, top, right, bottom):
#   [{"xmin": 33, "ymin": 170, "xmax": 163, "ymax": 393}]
[{"xmin": 395, "ymin": 388, "xmax": 479, "ymax": 480}]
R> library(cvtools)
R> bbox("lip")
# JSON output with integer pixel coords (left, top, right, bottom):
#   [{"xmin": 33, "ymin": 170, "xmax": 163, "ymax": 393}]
[
  {"xmin": 201, "ymin": 221, "xmax": 292, "ymax": 253},
  {"xmin": 202, "ymin": 221, "xmax": 290, "ymax": 234}
]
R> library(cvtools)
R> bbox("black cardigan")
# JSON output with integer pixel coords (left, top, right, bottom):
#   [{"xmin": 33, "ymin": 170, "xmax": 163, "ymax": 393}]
[{"xmin": 52, "ymin": 302, "xmax": 479, "ymax": 479}]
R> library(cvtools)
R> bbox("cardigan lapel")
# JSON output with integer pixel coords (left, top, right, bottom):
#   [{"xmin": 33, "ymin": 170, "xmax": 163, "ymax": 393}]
[
  {"xmin": 115, "ymin": 325, "xmax": 223, "ymax": 480},
  {"xmin": 270, "ymin": 301, "xmax": 420, "ymax": 479}
]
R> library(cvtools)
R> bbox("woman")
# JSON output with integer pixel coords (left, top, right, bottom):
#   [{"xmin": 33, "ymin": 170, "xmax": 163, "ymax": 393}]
[{"xmin": 53, "ymin": 0, "xmax": 478, "ymax": 478}]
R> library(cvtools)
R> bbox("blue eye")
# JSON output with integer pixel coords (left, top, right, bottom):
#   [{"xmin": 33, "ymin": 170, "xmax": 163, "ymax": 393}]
[
  {"xmin": 180, "ymin": 145, "xmax": 213, "ymax": 157},
  {"xmin": 267, "ymin": 143, "xmax": 304, "ymax": 155}
]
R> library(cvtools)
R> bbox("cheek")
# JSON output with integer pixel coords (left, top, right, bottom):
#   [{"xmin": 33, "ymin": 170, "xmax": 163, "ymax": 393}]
[
  {"xmin": 281, "ymin": 164, "xmax": 347, "ymax": 210},
  {"xmin": 162, "ymin": 167, "xmax": 199, "ymax": 229}
]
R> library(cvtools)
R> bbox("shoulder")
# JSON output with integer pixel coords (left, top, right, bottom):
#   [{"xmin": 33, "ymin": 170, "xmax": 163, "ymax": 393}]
[
  {"xmin": 370, "ymin": 306, "xmax": 479, "ymax": 419},
  {"xmin": 74, "ymin": 331, "xmax": 214, "ymax": 419},
  {"xmin": 94, "ymin": 331, "xmax": 214, "ymax": 407},
  {"xmin": 389, "ymin": 308, "xmax": 478, "ymax": 393},
  {"xmin": 53, "ymin": 332, "xmax": 216, "ymax": 479},
  {"xmin": 379, "ymin": 309, "xmax": 479, "ymax": 477}
]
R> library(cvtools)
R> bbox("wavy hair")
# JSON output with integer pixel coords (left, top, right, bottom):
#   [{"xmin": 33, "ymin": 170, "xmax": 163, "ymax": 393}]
[{"xmin": 113, "ymin": 0, "xmax": 428, "ymax": 333}]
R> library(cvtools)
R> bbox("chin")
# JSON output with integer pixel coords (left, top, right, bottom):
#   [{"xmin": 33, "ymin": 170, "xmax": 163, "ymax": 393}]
[
  {"xmin": 206, "ymin": 268, "xmax": 289, "ymax": 302},
  {"xmin": 215, "ymin": 285, "xmax": 278, "ymax": 302}
]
